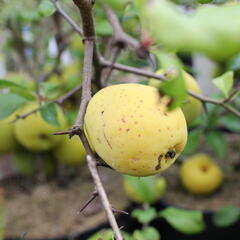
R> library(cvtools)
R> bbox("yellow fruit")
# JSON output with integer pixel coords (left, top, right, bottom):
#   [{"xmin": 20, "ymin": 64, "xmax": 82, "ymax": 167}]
[
  {"xmin": 0, "ymin": 114, "xmax": 19, "ymax": 153},
  {"xmin": 181, "ymin": 72, "xmax": 202, "ymax": 125},
  {"xmin": 14, "ymin": 103, "xmax": 66, "ymax": 152},
  {"xmin": 149, "ymin": 69, "xmax": 202, "ymax": 125},
  {"xmin": 53, "ymin": 135, "xmax": 86, "ymax": 166},
  {"xmin": 180, "ymin": 153, "xmax": 223, "ymax": 195},
  {"xmin": 84, "ymin": 83, "xmax": 188, "ymax": 176},
  {"xmin": 124, "ymin": 176, "xmax": 167, "ymax": 203}
]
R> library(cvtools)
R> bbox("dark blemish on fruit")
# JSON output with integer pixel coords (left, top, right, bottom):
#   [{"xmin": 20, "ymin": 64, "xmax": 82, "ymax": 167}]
[
  {"xmin": 165, "ymin": 150, "xmax": 176, "ymax": 159},
  {"xmin": 126, "ymin": 128, "xmax": 130, "ymax": 132},
  {"xmin": 158, "ymin": 129, "xmax": 161, "ymax": 132},
  {"xmin": 101, "ymin": 110, "xmax": 104, "ymax": 115},
  {"xmin": 167, "ymin": 127, "xmax": 170, "ymax": 130},
  {"xmin": 138, "ymin": 134, "xmax": 141, "ymax": 137},
  {"xmin": 155, "ymin": 154, "xmax": 163, "ymax": 170},
  {"xmin": 140, "ymin": 100, "xmax": 143, "ymax": 103},
  {"xmin": 121, "ymin": 117, "xmax": 126, "ymax": 123},
  {"xmin": 119, "ymin": 128, "xmax": 122, "ymax": 131},
  {"xmin": 132, "ymin": 168, "xmax": 137, "ymax": 171},
  {"xmin": 97, "ymin": 138, "xmax": 101, "ymax": 144},
  {"xmin": 164, "ymin": 112, "xmax": 168, "ymax": 116},
  {"xmin": 103, "ymin": 131, "xmax": 112, "ymax": 149},
  {"xmin": 174, "ymin": 143, "xmax": 183, "ymax": 153},
  {"xmin": 39, "ymin": 134, "xmax": 48, "ymax": 140}
]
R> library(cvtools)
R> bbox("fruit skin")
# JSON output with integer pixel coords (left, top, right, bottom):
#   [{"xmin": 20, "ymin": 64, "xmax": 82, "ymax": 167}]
[
  {"xmin": 149, "ymin": 70, "xmax": 202, "ymax": 125},
  {"xmin": 53, "ymin": 135, "xmax": 86, "ymax": 166},
  {"xmin": 84, "ymin": 83, "xmax": 187, "ymax": 176},
  {"xmin": 180, "ymin": 153, "xmax": 223, "ymax": 195},
  {"xmin": 0, "ymin": 114, "xmax": 19, "ymax": 153},
  {"xmin": 14, "ymin": 103, "xmax": 66, "ymax": 152},
  {"xmin": 124, "ymin": 175, "xmax": 167, "ymax": 204}
]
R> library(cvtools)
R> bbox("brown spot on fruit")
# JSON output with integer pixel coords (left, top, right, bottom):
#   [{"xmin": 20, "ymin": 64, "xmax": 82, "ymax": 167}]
[
  {"xmin": 132, "ymin": 157, "xmax": 140, "ymax": 161},
  {"xmin": 103, "ymin": 131, "xmax": 112, "ymax": 149},
  {"xmin": 97, "ymin": 138, "xmax": 101, "ymax": 144},
  {"xmin": 174, "ymin": 143, "xmax": 184, "ymax": 153},
  {"xmin": 155, "ymin": 154, "xmax": 163, "ymax": 170},
  {"xmin": 138, "ymin": 134, "xmax": 141, "ymax": 137},
  {"xmin": 119, "ymin": 128, "xmax": 122, "ymax": 131},
  {"xmin": 121, "ymin": 117, "xmax": 126, "ymax": 123},
  {"xmin": 101, "ymin": 110, "xmax": 104, "ymax": 115},
  {"xmin": 126, "ymin": 128, "xmax": 130, "ymax": 132}
]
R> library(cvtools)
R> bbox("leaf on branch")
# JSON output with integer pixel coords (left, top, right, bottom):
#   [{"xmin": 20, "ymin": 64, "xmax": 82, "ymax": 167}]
[
  {"xmin": 212, "ymin": 205, "xmax": 240, "ymax": 227},
  {"xmin": 159, "ymin": 207, "xmax": 205, "ymax": 234},
  {"xmin": 0, "ymin": 93, "xmax": 28, "ymax": 120},
  {"xmin": 38, "ymin": 0, "xmax": 56, "ymax": 18},
  {"xmin": 132, "ymin": 207, "xmax": 158, "ymax": 224},
  {"xmin": 40, "ymin": 102, "xmax": 59, "ymax": 126},
  {"xmin": 159, "ymin": 70, "xmax": 187, "ymax": 110},
  {"xmin": 183, "ymin": 128, "xmax": 202, "ymax": 155},
  {"xmin": 133, "ymin": 227, "xmax": 160, "ymax": 240},
  {"xmin": 212, "ymin": 71, "xmax": 233, "ymax": 97},
  {"xmin": 206, "ymin": 131, "xmax": 227, "ymax": 159},
  {"xmin": 0, "ymin": 80, "xmax": 27, "ymax": 89}
]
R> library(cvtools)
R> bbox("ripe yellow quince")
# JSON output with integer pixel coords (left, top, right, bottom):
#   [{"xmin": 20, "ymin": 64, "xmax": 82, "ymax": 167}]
[
  {"xmin": 149, "ymin": 69, "xmax": 202, "ymax": 125},
  {"xmin": 180, "ymin": 153, "xmax": 223, "ymax": 195},
  {"xmin": 53, "ymin": 135, "xmax": 86, "ymax": 166},
  {"xmin": 14, "ymin": 103, "xmax": 66, "ymax": 152},
  {"xmin": 84, "ymin": 83, "xmax": 187, "ymax": 176},
  {"xmin": 0, "ymin": 114, "xmax": 19, "ymax": 153}
]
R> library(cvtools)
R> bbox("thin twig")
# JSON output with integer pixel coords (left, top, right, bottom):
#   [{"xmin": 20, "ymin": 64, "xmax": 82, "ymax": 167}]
[
  {"xmin": 11, "ymin": 84, "xmax": 82, "ymax": 123},
  {"xmin": 51, "ymin": 0, "xmax": 83, "ymax": 37},
  {"xmin": 101, "ymin": 58, "xmax": 240, "ymax": 118}
]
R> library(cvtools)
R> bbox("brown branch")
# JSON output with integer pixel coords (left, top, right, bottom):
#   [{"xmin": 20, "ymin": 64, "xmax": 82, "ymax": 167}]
[
  {"xmin": 103, "ymin": 4, "xmax": 149, "ymax": 59},
  {"xmin": 69, "ymin": 1, "xmax": 124, "ymax": 239}
]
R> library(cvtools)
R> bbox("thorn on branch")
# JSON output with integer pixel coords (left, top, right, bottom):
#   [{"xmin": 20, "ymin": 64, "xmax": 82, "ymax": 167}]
[{"xmin": 77, "ymin": 190, "xmax": 98, "ymax": 214}]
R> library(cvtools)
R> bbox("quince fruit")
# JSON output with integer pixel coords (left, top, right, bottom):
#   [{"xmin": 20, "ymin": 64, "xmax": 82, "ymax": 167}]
[
  {"xmin": 53, "ymin": 135, "xmax": 86, "ymax": 166},
  {"xmin": 149, "ymin": 70, "xmax": 202, "ymax": 125},
  {"xmin": 0, "ymin": 114, "xmax": 19, "ymax": 153},
  {"xmin": 14, "ymin": 103, "xmax": 66, "ymax": 152},
  {"xmin": 84, "ymin": 83, "xmax": 187, "ymax": 176},
  {"xmin": 180, "ymin": 153, "xmax": 223, "ymax": 195}
]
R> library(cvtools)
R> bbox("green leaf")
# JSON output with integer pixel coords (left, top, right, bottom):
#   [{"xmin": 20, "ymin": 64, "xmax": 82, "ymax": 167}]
[
  {"xmin": 132, "ymin": 207, "xmax": 157, "ymax": 224},
  {"xmin": 124, "ymin": 175, "xmax": 157, "ymax": 203},
  {"xmin": 159, "ymin": 70, "xmax": 187, "ymax": 110},
  {"xmin": 159, "ymin": 207, "xmax": 205, "ymax": 234},
  {"xmin": 220, "ymin": 114, "xmax": 240, "ymax": 132},
  {"xmin": 212, "ymin": 71, "xmax": 234, "ymax": 97},
  {"xmin": 0, "ymin": 93, "xmax": 28, "ymax": 119},
  {"xmin": 38, "ymin": 0, "xmax": 56, "ymax": 17},
  {"xmin": 133, "ymin": 227, "xmax": 160, "ymax": 240},
  {"xmin": 183, "ymin": 128, "xmax": 202, "ymax": 155},
  {"xmin": 212, "ymin": 205, "xmax": 240, "ymax": 227},
  {"xmin": 40, "ymin": 103, "xmax": 59, "ymax": 126},
  {"xmin": 0, "ymin": 80, "xmax": 27, "ymax": 89},
  {"xmin": 206, "ymin": 131, "xmax": 227, "ymax": 159},
  {"xmin": 226, "ymin": 53, "xmax": 240, "ymax": 72}
]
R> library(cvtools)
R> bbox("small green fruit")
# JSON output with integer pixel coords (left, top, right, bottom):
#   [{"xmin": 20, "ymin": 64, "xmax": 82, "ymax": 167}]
[
  {"xmin": 14, "ymin": 103, "xmax": 66, "ymax": 152},
  {"xmin": 53, "ymin": 135, "xmax": 86, "ymax": 166}
]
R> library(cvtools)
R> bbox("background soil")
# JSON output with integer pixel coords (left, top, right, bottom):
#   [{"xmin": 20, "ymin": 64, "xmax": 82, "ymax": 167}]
[{"xmin": 3, "ymin": 133, "xmax": 240, "ymax": 239}]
